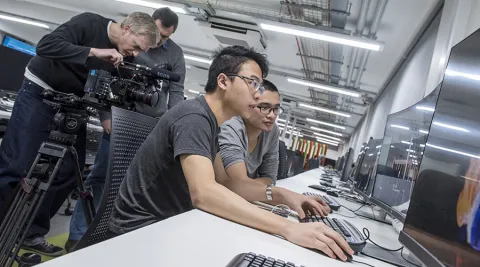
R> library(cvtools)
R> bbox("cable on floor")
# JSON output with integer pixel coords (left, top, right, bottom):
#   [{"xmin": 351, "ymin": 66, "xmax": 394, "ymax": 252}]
[
  {"xmin": 362, "ymin": 228, "xmax": 403, "ymax": 252},
  {"xmin": 351, "ymin": 259, "xmax": 375, "ymax": 267}
]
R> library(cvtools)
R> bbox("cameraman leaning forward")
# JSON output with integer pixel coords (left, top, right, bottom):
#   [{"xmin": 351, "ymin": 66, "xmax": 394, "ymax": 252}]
[{"xmin": 0, "ymin": 12, "xmax": 158, "ymax": 256}]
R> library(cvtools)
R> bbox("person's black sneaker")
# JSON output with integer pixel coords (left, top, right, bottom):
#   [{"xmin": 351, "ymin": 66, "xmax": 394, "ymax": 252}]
[
  {"xmin": 64, "ymin": 239, "xmax": 78, "ymax": 253},
  {"xmin": 22, "ymin": 239, "xmax": 63, "ymax": 257}
]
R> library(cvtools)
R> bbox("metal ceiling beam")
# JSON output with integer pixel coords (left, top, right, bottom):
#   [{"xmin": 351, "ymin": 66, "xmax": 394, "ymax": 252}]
[
  {"xmin": 296, "ymin": 53, "xmax": 344, "ymax": 65},
  {"xmin": 279, "ymin": 1, "xmax": 351, "ymax": 16}
]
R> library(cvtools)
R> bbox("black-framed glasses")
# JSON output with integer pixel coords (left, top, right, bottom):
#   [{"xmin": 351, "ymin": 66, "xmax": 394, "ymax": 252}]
[
  {"xmin": 226, "ymin": 73, "xmax": 265, "ymax": 94},
  {"xmin": 257, "ymin": 105, "xmax": 284, "ymax": 115}
]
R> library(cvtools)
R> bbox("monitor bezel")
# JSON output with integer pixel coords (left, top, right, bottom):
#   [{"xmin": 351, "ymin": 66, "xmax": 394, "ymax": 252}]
[
  {"xmin": 369, "ymin": 196, "xmax": 406, "ymax": 223},
  {"xmin": 399, "ymin": 231, "xmax": 445, "ymax": 267}
]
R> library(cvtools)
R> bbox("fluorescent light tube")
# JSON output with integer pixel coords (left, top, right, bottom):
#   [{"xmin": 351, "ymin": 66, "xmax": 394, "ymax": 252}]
[
  {"xmin": 310, "ymin": 126, "xmax": 343, "ymax": 136},
  {"xmin": 419, "ymin": 130, "xmax": 429, "ymax": 134},
  {"xmin": 113, "ymin": 0, "xmax": 187, "ymax": 14},
  {"xmin": 391, "ymin": 145, "xmax": 395, "ymax": 148},
  {"xmin": 184, "ymin": 55, "xmax": 212, "ymax": 64},
  {"xmin": 445, "ymin": 69, "xmax": 480, "ymax": 81},
  {"xmin": 299, "ymin": 103, "xmax": 351, "ymax": 118},
  {"xmin": 307, "ymin": 118, "xmax": 345, "ymax": 130},
  {"xmin": 316, "ymin": 138, "xmax": 339, "ymax": 146},
  {"xmin": 420, "ymin": 144, "xmax": 425, "ymax": 148},
  {"xmin": 313, "ymin": 132, "xmax": 341, "ymax": 141},
  {"xmin": 391, "ymin": 124, "xmax": 410, "ymax": 130},
  {"xmin": 0, "ymin": 14, "xmax": 49, "ymax": 29},
  {"xmin": 259, "ymin": 22, "xmax": 383, "ymax": 51},
  {"xmin": 376, "ymin": 145, "xmax": 382, "ymax": 149},
  {"xmin": 188, "ymin": 90, "xmax": 200, "ymax": 94},
  {"xmin": 433, "ymin": 121, "xmax": 470, "ymax": 132},
  {"xmin": 416, "ymin": 106, "xmax": 435, "ymax": 112},
  {"xmin": 406, "ymin": 149, "xmax": 415, "ymax": 153},
  {"xmin": 288, "ymin": 78, "xmax": 361, "ymax": 97},
  {"xmin": 426, "ymin": 143, "xmax": 480, "ymax": 159},
  {"xmin": 277, "ymin": 118, "xmax": 286, "ymax": 122},
  {"xmin": 368, "ymin": 154, "xmax": 374, "ymax": 156},
  {"xmin": 401, "ymin": 141, "xmax": 412, "ymax": 145}
]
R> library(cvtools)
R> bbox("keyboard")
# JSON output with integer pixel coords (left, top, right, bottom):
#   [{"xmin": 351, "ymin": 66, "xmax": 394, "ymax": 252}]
[
  {"xmin": 226, "ymin": 253, "xmax": 305, "ymax": 267},
  {"xmin": 303, "ymin": 192, "xmax": 340, "ymax": 211},
  {"xmin": 308, "ymin": 184, "xmax": 328, "ymax": 192},
  {"xmin": 300, "ymin": 216, "xmax": 366, "ymax": 252}
]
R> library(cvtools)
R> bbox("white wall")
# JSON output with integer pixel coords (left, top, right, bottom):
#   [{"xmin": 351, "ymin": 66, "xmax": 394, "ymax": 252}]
[
  {"xmin": 346, "ymin": 12, "xmax": 441, "ymax": 154},
  {"xmin": 326, "ymin": 145, "xmax": 343, "ymax": 160}
]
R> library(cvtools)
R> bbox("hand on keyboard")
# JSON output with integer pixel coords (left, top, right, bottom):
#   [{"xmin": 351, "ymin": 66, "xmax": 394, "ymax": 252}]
[
  {"xmin": 281, "ymin": 221, "xmax": 354, "ymax": 261},
  {"xmin": 279, "ymin": 188, "xmax": 331, "ymax": 218}
]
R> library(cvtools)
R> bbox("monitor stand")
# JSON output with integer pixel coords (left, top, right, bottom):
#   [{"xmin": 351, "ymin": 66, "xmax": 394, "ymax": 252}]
[
  {"xmin": 355, "ymin": 207, "xmax": 390, "ymax": 224},
  {"xmin": 361, "ymin": 243, "xmax": 422, "ymax": 267}
]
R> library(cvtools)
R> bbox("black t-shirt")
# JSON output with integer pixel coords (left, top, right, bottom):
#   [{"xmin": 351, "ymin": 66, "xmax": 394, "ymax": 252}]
[
  {"xmin": 109, "ymin": 96, "xmax": 220, "ymax": 234},
  {"xmin": 28, "ymin": 12, "xmax": 117, "ymax": 96}
]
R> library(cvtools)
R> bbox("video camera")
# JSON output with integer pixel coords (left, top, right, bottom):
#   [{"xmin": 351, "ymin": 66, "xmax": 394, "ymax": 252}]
[{"xmin": 82, "ymin": 61, "xmax": 181, "ymax": 111}]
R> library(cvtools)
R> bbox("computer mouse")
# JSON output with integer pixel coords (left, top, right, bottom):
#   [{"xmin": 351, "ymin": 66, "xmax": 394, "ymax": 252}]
[{"xmin": 344, "ymin": 251, "xmax": 353, "ymax": 262}]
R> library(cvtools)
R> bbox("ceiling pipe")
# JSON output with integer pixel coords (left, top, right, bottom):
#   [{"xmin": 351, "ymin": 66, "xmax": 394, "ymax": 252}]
[
  {"xmin": 354, "ymin": 0, "xmax": 388, "ymax": 89},
  {"xmin": 345, "ymin": 0, "xmax": 370, "ymax": 88}
]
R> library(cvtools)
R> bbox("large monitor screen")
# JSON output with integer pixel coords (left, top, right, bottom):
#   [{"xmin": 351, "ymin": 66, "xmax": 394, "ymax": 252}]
[
  {"xmin": 354, "ymin": 139, "xmax": 382, "ymax": 198},
  {"xmin": 371, "ymin": 85, "xmax": 440, "ymax": 221},
  {"xmin": 401, "ymin": 29, "xmax": 480, "ymax": 267},
  {"xmin": 2, "ymin": 36, "xmax": 36, "ymax": 56},
  {"xmin": 0, "ymin": 45, "xmax": 33, "ymax": 92}
]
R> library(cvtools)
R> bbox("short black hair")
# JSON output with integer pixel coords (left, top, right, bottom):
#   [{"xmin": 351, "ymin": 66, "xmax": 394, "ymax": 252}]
[
  {"xmin": 205, "ymin": 45, "xmax": 269, "ymax": 93},
  {"xmin": 262, "ymin": 79, "xmax": 278, "ymax": 93},
  {"xmin": 152, "ymin": 8, "xmax": 179, "ymax": 32}
]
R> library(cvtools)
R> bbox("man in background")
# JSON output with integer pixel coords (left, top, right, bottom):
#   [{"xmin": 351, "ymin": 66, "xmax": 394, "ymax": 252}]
[
  {"xmin": 66, "ymin": 7, "xmax": 186, "ymax": 252},
  {"xmin": 0, "ymin": 12, "xmax": 158, "ymax": 256},
  {"xmin": 216, "ymin": 79, "xmax": 331, "ymax": 218}
]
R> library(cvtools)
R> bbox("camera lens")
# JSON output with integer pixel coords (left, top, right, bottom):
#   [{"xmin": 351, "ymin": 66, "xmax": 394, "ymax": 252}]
[{"xmin": 128, "ymin": 90, "xmax": 159, "ymax": 107}]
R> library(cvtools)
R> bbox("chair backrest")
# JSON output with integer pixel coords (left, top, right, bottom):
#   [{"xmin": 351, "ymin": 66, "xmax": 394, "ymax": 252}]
[
  {"xmin": 277, "ymin": 140, "xmax": 287, "ymax": 180},
  {"xmin": 76, "ymin": 106, "xmax": 158, "ymax": 250}
]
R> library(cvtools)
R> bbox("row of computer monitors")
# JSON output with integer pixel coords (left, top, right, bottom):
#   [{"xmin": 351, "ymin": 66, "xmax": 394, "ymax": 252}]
[{"xmin": 333, "ymin": 28, "xmax": 480, "ymax": 267}]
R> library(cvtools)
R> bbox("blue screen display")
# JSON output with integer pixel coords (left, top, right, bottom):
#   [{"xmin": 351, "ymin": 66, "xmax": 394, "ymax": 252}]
[{"xmin": 2, "ymin": 36, "xmax": 36, "ymax": 56}]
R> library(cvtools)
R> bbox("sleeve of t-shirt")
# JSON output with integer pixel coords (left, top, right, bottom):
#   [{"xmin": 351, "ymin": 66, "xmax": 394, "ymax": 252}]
[
  {"xmin": 172, "ymin": 114, "xmax": 214, "ymax": 161},
  {"xmin": 218, "ymin": 119, "xmax": 247, "ymax": 170},
  {"xmin": 35, "ymin": 12, "xmax": 97, "ymax": 65},
  {"xmin": 257, "ymin": 127, "xmax": 280, "ymax": 184}
]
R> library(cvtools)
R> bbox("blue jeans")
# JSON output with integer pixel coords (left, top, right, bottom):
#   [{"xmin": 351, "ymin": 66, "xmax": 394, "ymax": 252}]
[
  {"xmin": 68, "ymin": 132, "xmax": 110, "ymax": 241},
  {"xmin": 0, "ymin": 79, "xmax": 86, "ymax": 240}
]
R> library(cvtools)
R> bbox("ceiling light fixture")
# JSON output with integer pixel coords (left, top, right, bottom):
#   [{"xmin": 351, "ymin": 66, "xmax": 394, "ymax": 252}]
[
  {"xmin": 391, "ymin": 124, "xmax": 410, "ymax": 130},
  {"xmin": 316, "ymin": 138, "xmax": 339, "ymax": 146},
  {"xmin": 184, "ymin": 55, "xmax": 212, "ymax": 64},
  {"xmin": 113, "ymin": 0, "xmax": 187, "ymax": 14},
  {"xmin": 307, "ymin": 118, "xmax": 345, "ymax": 130},
  {"xmin": 368, "ymin": 154, "xmax": 374, "ymax": 156},
  {"xmin": 299, "ymin": 103, "xmax": 351, "ymax": 118},
  {"xmin": 433, "ymin": 121, "xmax": 470, "ymax": 132},
  {"xmin": 310, "ymin": 126, "xmax": 343, "ymax": 136},
  {"xmin": 420, "ymin": 144, "xmax": 425, "ymax": 148},
  {"xmin": 259, "ymin": 22, "xmax": 384, "ymax": 51},
  {"xmin": 427, "ymin": 143, "xmax": 480, "ymax": 159},
  {"xmin": 376, "ymin": 145, "xmax": 382, "ymax": 149},
  {"xmin": 0, "ymin": 14, "xmax": 50, "ymax": 29},
  {"xmin": 401, "ymin": 141, "xmax": 412, "ymax": 145},
  {"xmin": 419, "ymin": 130, "xmax": 429, "ymax": 134},
  {"xmin": 277, "ymin": 118, "xmax": 286, "ymax": 122},
  {"xmin": 416, "ymin": 106, "xmax": 435, "ymax": 112},
  {"xmin": 313, "ymin": 132, "xmax": 341, "ymax": 141},
  {"xmin": 288, "ymin": 78, "xmax": 361, "ymax": 97},
  {"xmin": 188, "ymin": 90, "xmax": 200, "ymax": 94}
]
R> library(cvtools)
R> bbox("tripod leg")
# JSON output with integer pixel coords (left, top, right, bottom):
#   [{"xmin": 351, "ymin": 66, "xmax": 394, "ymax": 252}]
[{"xmin": 70, "ymin": 148, "xmax": 95, "ymax": 226}]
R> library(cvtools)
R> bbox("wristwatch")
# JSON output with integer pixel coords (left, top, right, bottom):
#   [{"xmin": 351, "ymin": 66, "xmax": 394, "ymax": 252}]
[{"xmin": 266, "ymin": 184, "xmax": 273, "ymax": 201}]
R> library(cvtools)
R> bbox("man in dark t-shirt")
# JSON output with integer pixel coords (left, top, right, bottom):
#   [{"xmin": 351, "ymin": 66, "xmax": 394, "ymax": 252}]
[
  {"xmin": 109, "ymin": 46, "xmax": 354, "ymax": 262},
  {"xmin": 0, "ymin": 12, "xmax": 158, "ymax": 256}
]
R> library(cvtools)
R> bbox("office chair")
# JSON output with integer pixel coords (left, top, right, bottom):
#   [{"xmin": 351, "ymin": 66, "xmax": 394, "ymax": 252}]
[
  {"xmin": 277, "ymin": 140, "xmax": 287, "ymax": 180},
  {"xmin": 75, "ymin": 107, "xmax": 158, "ymax": 250}
]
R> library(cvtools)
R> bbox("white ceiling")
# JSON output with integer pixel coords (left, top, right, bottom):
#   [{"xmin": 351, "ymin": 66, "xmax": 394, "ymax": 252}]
[{"xmin": 0, "ymin": 0, "xmax": 440, "ymax": 140}]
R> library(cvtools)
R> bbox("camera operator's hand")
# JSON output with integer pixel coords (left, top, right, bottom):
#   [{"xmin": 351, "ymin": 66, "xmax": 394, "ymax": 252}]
[
  {"xmin": 89, "ymin": 48, "xmax": 123, "ymax": 67},
  {"xmin": 282, "ymin": 222, "xmax": 354, "ymax": 261},
  {"xmin": 102, "ymin": 119, "xmax": 111, "ymax": 135}
]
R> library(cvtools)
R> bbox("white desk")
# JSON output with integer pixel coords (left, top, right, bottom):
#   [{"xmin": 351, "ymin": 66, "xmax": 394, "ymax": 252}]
[{"xmin": 39, "ymin": 168, "xmax": 398, "ymax": 267}]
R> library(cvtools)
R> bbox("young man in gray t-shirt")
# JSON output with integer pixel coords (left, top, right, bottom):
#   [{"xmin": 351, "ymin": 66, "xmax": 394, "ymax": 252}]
[{"xmin": 217, "ymin": 80, "xmax": 331, "ymax": 218}]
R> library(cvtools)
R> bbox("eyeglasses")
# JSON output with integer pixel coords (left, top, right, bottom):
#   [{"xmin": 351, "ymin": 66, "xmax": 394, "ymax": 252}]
[
  {"xmin": 226, "ymin": 73, "xmax": 265, "ymax": 94},
  {"xmin": 257, "ymin": 105, "xmax": 284, "ymax": 115}
]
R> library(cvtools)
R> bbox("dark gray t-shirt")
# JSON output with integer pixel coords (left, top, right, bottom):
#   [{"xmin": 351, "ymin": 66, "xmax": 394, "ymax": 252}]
[{"xmin": 109, "ymin": 96, "xmax": 219, "ymax": 234}]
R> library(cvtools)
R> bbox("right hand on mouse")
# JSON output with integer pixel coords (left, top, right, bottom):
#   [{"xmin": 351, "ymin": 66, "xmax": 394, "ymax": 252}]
[
  {"xmin": 282, "ymin": 222, "xmax": 354, "ymax": 261},
  {"xmin": 89, "ymin": 48, "xmax": 123, "ymax": 67}
]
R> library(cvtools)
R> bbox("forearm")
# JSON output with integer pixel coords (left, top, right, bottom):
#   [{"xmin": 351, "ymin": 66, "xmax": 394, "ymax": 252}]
[
  {"xmin": 193, "ymin": 182, "xmax": 292, "ymax": 236},
  {"xmin": 220, "ymin": 176, "xmax": 285, "ymax": 205},
  {"xmin": 255, "ymin": 177, "xmax": 273, "ymax": 185}
]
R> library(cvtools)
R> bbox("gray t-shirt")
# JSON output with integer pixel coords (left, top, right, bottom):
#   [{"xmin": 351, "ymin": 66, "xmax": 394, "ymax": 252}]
[
  {"xmin": 109, "ymin": 96, "xmax": 219, "ymax": 234},
  {"xmin": 219, "ymin": 116, "xmax": 280, "ymax": 184}
]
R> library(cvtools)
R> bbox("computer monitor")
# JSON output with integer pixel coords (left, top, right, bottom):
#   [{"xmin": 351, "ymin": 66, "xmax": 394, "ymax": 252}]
[
  {"xmin": 399, "ymin": 28, "xmax": 480, "ymax": 267},
  {"xmin": 354, "ymin": 139, "xmax": 382, "ymax": 201},
  {"xmin": 370, "ymin": 84, "xmax": 440, "ymax": 223},
  {"xmin": 336, "ymin": 156, "xmax": 345, "ymax": 172},
  {"xmin": 0, "ymin": 45, "xmax": 33, "ymax": 93},
  {"xmin": 340, "ymin": 148, "xmax": 354, "ymax": 182},
  {"xmin": 351, "ymin": 142, "xmax": 367, "ymax": 182}
]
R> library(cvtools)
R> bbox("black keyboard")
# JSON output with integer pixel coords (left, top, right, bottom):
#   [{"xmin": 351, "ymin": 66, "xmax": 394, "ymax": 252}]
[
  {"xmin": 226, "ymin": 253, "xmax": 305, "ymax": 267},
  {"xmin": 300, "ymin": 216, "xmax": 366, "ymax": 252},
  {"xmin": 303, "ymin": 192, "xmax": 340, "ymax": 211},
  {"xmin": 320, "ymin": 182, "xmax": 336, "ymax": 188},
  {"xmin": 308, "ymin": 184, "xmax": 328, "ymax": 192}
]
